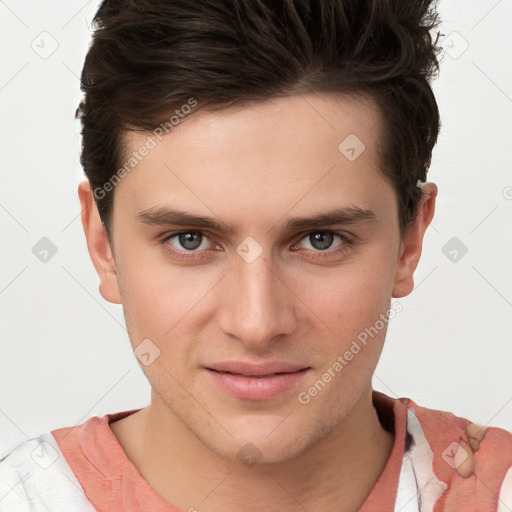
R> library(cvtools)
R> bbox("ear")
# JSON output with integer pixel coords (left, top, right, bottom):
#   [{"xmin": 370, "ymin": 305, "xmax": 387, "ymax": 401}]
[
  {"xmin": 78, "ymin": 180, "xmax": 121, "ymax": 304},
  {"xmin": 392, "ymin": 182, "xmax": 437, "ymax": 298}
]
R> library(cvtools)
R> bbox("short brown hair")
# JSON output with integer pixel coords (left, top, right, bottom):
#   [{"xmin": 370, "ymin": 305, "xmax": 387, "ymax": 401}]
[{"xmin": 78, "ymin": 0, "xmax": 442, "ymax": 236}]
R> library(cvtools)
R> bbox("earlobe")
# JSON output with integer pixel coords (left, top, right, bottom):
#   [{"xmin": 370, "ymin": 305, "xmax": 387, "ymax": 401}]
[
  {"xmin": 392, "ymin": 182, "xmax": 437, "ymax": 298},
  {"xmin": 78, "ymin": 180, "xmax": 122, "ymax": 304}
]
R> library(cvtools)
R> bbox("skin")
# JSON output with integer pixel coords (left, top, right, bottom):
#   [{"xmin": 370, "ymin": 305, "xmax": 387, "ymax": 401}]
[{"xmin": 79, "ymin": 91, "xmax": 436, "ymax": 512}]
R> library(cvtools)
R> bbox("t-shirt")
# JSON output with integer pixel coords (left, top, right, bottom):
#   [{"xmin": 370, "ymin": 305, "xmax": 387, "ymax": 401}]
[{"xmin": 1, "ymin": 391, "xmax": 512, "ymax": 511}]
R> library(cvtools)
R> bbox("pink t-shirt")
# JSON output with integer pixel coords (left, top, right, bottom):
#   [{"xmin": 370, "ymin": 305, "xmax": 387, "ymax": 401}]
[
  {"xmin": 2, "ymin": 391, "xmax": 512, "ymax": 511},
  {"xmin": 49, "ymin": 391, "xmax": 406, "ymax": 511}
]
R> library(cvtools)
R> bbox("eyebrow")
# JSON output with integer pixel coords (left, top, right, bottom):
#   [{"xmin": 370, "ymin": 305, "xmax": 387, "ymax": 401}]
[{"xmin": 136, "ymin": 206, "xmax": 376, "ymax": 233}]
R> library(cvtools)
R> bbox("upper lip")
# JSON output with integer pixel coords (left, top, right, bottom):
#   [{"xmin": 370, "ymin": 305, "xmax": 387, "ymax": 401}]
[{"xmin": 205, "ymin": 361, "xmax": 310, "ymax": 376}]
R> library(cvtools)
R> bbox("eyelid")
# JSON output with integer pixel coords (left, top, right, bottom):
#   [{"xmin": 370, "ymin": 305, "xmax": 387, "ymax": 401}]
[
  {"xmin": 159, "ymin": 229, "xmax": 354, "ymax": 261},
  {"xmin": 293, "ymin": 230, "xmax": 352, "ymax": 249},
  {"xmin": 163, "ymin": 230, "xmax": 218, "ymax": 249},
  {"xmin": 162, "ymin": 228, "xmax": 351, "ymax": 245}
]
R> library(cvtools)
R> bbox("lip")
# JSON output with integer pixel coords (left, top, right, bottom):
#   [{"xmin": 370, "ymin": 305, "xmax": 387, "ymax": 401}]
[
  {"xmin": 204, "ymin": 361, "xmax": 311, "ymax": 401},
  {"xmin": 206, "ymin": 361, "xmax": 309, "ymax": 376}
]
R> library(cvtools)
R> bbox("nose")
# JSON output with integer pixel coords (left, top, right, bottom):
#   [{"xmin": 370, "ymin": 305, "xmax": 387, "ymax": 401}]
[{"xmin": 217, "ymin": 252, "xmax": 297, "ymax": 350}]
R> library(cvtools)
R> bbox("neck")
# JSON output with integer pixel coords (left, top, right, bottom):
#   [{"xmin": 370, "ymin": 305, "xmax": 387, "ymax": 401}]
[{"xmin": 111, "ymin": 384, "xmax": 394, "ymax": 512}]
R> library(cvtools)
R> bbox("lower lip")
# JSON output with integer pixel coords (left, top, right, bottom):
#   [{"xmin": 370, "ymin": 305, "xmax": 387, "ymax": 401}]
[{"xmin": 205, "ymin": 368, "xmax": 310, "ymax": 401}]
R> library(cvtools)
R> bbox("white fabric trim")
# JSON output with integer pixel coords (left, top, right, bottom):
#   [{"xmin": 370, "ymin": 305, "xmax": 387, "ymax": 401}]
[
  {"xmin": 394, "ymin": 451, "xmax": 420, "ymax": 512},
  {"xmin": 405, "ymin": 409, "xmax": 448, "ymax": 512},
  {"xmin": 0, "ymin": 433, "xmax": 96, "ymax": 512},
  {"xmin": 497, "ymin": 465, "xmax": 512, "ymax": 512}
]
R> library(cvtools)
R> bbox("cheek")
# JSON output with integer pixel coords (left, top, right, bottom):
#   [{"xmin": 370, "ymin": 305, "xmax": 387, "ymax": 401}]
[
  {"xmin": 116, "ymin": 254, "xmax": 221, "ymax": 346},
  {"xmin": 335, "ymin": 269, "xmax": 395, "ymax": 328},
  {"xmin": 116, "ymin": 227, "xmax": 398, "ymax": 353},
  {"xmin": 297, "ymin": 252, "xmax": 397, "ymax": 331},
  {"xmin": 294, "ymin": 258, "xmax": 398, "ymax": 409},
  {"xmin": 118, "ymin": 266, "xmax": 210, "ymax": 389}
]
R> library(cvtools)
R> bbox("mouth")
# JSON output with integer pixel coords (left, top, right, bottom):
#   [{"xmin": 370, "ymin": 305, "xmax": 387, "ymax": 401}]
[
  {"xmin": 204, "ymin": 363, "xmax": 311, "ymax": 401},
  {"xmin": 205, "ymin": 361, "xmax": 310, "ymax": 376},
  {"xmin": 207, "ymin": 368, "xmax": 309, "ymax": 377}
]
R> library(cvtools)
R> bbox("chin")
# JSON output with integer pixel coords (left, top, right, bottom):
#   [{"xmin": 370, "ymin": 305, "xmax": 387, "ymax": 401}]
[{"xmin": 199, "ymin": 420, "xmax": 327, "ymax": 467}]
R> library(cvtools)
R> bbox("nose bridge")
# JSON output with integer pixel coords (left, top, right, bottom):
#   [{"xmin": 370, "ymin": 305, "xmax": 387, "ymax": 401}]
[{"xmin": 218, "ymin": 250, "xmax": 296, "ymax": 347}]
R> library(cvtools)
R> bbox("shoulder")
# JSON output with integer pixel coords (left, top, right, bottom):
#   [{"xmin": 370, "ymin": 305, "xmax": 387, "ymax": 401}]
[
  {"xmin": 0, "ymin": 432, "xmax": 96, "ymax": 512},
  {"xmin": 400, "ymin": 396, "xmax": 512, "ymax": 511}
]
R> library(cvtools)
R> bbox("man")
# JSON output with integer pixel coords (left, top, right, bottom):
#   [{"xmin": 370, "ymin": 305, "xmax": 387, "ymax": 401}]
[{"xmin": 1, "ymin": 0, "xmax": 511, "ymax": 510}]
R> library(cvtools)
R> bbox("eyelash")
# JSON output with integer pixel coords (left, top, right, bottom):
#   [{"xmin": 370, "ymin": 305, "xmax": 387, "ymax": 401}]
[{"xmin": 159, "ymin": 230, "xmax": 354, "ymax": 261}]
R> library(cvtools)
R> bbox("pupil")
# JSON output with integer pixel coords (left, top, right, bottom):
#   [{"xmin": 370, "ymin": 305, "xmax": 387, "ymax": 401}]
[
  {"xmin": 310, "ymin": 232, "xmax": 333, "ymax": 250},
  {"xmin": 179, "ymin": 232, "xmax": 202, "ymax": 250}
]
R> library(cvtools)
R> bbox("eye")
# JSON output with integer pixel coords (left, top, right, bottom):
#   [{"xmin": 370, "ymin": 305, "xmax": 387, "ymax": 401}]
[
  {"xmin": 298, "ymin": 231, "xmax": 346, "ymax": 251},
  {"xmin": 167, "ymin": 231, "xmax": 212, "ymax": 251}
]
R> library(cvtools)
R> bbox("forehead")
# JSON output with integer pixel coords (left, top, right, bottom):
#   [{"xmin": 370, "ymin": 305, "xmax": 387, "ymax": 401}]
[{"xmin": 114, "ymin": 92, "xmax": 393, "ymax": 227}]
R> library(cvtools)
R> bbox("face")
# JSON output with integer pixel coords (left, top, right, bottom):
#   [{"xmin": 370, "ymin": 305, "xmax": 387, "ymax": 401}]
[{"xmin": 82, "ymin": 92, "xmax": 430, "ymax": 464}]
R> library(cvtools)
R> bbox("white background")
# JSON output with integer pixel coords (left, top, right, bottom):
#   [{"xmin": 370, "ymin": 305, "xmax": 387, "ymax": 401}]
[{"xmin": 0, "ymin": 0, "xmax": 511, "ymax": 457}]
